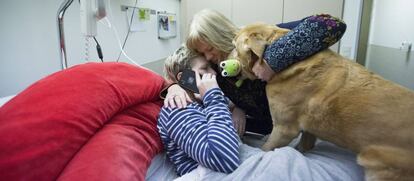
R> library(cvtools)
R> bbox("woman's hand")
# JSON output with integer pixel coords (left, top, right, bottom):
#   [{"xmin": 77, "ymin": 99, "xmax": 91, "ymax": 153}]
[
  {"xmin": 164, "ymin": 84, "xmax": 192, "ymax": 108},
  {"xmin": 252, "ymin": 60, "xmax": 275, "ymax": 82},
  {"xmin": 232, "ymin": 106, "xmax": 246, "ymax": 137},
  {"xmin": 195, "ymin": 70, "xmax": 219, "ymax": 98}
]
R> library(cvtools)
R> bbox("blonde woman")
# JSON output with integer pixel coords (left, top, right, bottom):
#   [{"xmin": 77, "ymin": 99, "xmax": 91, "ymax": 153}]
[{"xmin": 164, "ymin": 9, "xmax": 346, "ymax": 136}]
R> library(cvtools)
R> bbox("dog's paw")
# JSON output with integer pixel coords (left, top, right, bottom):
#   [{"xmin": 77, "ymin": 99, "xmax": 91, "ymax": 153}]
[{"xmin": 261, "ymin": 143, "xmax": 276, "ymax": 152}]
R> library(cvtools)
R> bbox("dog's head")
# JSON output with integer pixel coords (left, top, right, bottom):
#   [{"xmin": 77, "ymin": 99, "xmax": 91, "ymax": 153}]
[{"xmin": 231, "ymin": 23, "xmax": 289, "ymax": 80}]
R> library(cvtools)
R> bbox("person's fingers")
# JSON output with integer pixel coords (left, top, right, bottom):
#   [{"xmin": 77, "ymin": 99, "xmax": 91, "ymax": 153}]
[
  {"xmin": 180, "ymin": 93, "xmax": 188, "ymax": 108},
  {"xmin": 195, "ymin": 70, "xmax": 201, "ymax": 85},
  {"xmin": 237, "ymin": 121, "xmax": 242, "ymax": 136},
  {"xmin": 234, "ymin": 119, "xmax": 239, "ymax": 132},
  {"xmin": 232, "ymin": 120, "xmax": 237, "ymax": 131},
  {"xmin": 164, "ymin": 96, "xmax": 169, "ymax": 107},
  {"xmin": 240, "ymin": 119, "xmax": 246, "ymax": 136},
  {"xmin": 168, "ymin": 97, "xmax": 176, "ymax": 108},
  {"xmin": 202, "ymin": 73, "xmax": 209, "ymax": 80},
  {"xmin": 175, "ymin": 95, "xmax": 183, "ymax": 109},
  {"xmin": 164, "ymin": 94, "xmax": 172, "ymax": 107},
  {"xmin": 201, "ymin": 73, "xmax": 205, "ymax": 81},
  {"xmin": 185, "ymin": 93, "xmax": 193, "ymax": 103},
  {"xmin": 206, "ymin": 73, "xmax": 212, "ymax": 79},
  {"xmin": 234, "ymin": 123, "xmax": 238, "ymax": 133}
]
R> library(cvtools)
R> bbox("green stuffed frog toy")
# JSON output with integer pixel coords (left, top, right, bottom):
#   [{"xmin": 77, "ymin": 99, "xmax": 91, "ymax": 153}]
[{"xmin": 219, "ymin": 59, "xmax": 245, "ymax": 87}]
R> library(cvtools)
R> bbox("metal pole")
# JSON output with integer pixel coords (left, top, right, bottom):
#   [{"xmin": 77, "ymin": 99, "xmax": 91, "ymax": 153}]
[{"xmin": 57, "ymin": 0, "xmax": 74, "ymax": 70}]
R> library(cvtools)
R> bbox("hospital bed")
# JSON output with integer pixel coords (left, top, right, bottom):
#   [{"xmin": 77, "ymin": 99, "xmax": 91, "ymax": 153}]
[
  {"xmin": 0, "ymin": 0, "xmax": 366, "ymax": 179},
  {"xmin": 0, "ymin": 63, "xmax": 364, "ymax": 180}
]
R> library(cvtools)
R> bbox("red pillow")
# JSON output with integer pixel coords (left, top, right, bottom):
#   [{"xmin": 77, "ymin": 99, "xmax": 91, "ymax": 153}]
[{"xmin": 0, "ymin": 62, "xmax": 165, "ymax": 180}]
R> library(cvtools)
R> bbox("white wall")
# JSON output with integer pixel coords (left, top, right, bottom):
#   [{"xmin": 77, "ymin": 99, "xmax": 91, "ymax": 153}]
[
  {"xmin": 340, "ymin": 0, "xmax": 363, "ymax": 60},
  {"xmin": 181, "ymin": 0, "xmax": 284, "ymax": 40},
  {"xmin": 368, "ymin": 0, "xmax": 414, "ymax": 49},
  {"xmin": 366, "ymin": 0, "xmax": 414, "ymax": 90},
  {"xmin": 232, "ymin": 0, "xmax": 283, "ymax": 27},
  {"xmin": 283, "ymin": 0, "xmax": 343, "ymax": 22},
  {"xmin": 0, "ymin": 0, "xmax": 181, "ymax": 97},
  {"xmin": 181, "ymin": 0, "xmax": 231, "ymax": 41},
  {"xmin": 181, "ymin": 0, "xmax": 344, "ymax": 44},
  {"xmin": 283, "ymin": 0, "xmax": 344, "ymax": 52}
]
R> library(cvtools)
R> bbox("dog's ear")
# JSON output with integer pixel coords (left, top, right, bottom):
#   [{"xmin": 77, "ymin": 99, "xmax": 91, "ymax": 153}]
[
  {"xmin": 246, "ymin": 32, "xmax": 267, "ymax": 62},
  {"xmin": 271, "ymin": 27, "xmax": 290, "ymax": 41}
]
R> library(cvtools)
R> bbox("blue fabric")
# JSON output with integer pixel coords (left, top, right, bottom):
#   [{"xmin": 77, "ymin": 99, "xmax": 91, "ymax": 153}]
[{"xmin": 264, "ymin": 14, "xmax": 347, "ymax": 72}]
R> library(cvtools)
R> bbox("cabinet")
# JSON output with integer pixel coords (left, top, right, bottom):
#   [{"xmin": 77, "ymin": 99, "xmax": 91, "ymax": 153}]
[
  {"xmin": 181, "ymin": 0, "xmax": 344, "ymax": 51},
  {"xmin": 283, "ymin": 0, "xmax": 344, "ymax": 22},
  {"xmin": 283, "ymin": 0, "xmax": 344, "ymax": 52},
  {"xmin": 180, "ymin": 0, "xmax": 232, "ymax": 41},
  {"xmin": 232, "ymin": 0, "xmax": 283, "ymax": 26}
]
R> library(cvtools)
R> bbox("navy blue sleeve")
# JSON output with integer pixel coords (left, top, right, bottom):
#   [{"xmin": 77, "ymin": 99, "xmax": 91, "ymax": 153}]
[{"xmin": 264, "ymin": 14, "xmax": 347, "ymax": 72}]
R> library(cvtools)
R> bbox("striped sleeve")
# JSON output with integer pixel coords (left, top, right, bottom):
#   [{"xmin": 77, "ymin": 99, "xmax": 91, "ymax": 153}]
[{"xmin": 163, "ymin": 88, "xmax": 240, "ymax": 175}]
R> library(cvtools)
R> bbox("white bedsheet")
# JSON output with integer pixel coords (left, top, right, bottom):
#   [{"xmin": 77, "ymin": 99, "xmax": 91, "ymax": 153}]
[
  {"xmin": 0, "ymin": 95, "xmax": 14, "ymax": 107},
  {"xmin": 146, "ymin": 137, "xmax": 364, "ymax": 181}
]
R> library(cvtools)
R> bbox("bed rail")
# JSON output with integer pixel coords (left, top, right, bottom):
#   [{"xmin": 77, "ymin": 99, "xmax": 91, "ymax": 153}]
[{"xmin": 57, "ymin": 0, "xmax": 74, "ymax": 70}]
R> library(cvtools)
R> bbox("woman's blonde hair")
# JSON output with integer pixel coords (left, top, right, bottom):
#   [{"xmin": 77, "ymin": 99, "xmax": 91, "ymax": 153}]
[
  {"xmin": 164, "ymin": 45, "xmax": 199, "ymax": 83},
  {"xmin": 186, "ymin": 9, "xmax": 239, "ymax": 55}
]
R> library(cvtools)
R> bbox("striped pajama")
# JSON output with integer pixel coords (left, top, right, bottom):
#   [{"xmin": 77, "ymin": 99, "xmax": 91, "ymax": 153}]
[{"xmin": 157, "ymin": 88, "xmax": 240, "ymax": 176}]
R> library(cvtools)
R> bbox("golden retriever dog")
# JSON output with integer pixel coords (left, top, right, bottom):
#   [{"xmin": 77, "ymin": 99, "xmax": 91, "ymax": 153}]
[{"xmin": 230, "ymin": 23, "xmax": 414, "ymax": 181}]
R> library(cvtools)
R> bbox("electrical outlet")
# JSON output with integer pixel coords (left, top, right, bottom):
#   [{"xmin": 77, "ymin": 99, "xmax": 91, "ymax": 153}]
[{"xmin": 400, "ymin": 41, "xmax": 412, "ymax": 52}]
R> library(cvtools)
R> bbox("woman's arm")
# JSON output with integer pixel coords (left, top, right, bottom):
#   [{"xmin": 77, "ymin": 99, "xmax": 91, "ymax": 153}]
[
  {"xmin": 160, "ymin": 83, "xmax": 192, "ymax": 108},
  {"xmin": 264, "ymin": 14, "xmax": 347, "ymax": 73},
  {"xmin": 232, "ymin": 106, "xmax": 246, "ymax": 137}
]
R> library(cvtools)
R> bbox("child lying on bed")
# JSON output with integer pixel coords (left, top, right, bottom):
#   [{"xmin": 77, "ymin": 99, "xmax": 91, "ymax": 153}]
[{"xmin": 157, "ymin": 45, "xmax": 240, "ymax": 176}]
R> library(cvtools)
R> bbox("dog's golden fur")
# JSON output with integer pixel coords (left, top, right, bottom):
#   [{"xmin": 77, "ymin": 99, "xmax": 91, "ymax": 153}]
[{"xmin": 230, "ymin": 23, "xmax": 414, "ymax": 181}]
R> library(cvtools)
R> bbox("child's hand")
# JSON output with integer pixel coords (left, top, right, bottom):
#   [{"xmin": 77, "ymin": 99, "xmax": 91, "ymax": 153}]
[{"xmin": 195, "ymin": 70, "xmax": 219, "ymax": 98}]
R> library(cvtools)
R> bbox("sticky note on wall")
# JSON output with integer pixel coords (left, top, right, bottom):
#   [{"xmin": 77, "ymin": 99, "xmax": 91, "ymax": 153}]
[{"xmin": 138, "ymin": 8, "xmax": 150, "ymax": 21}]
